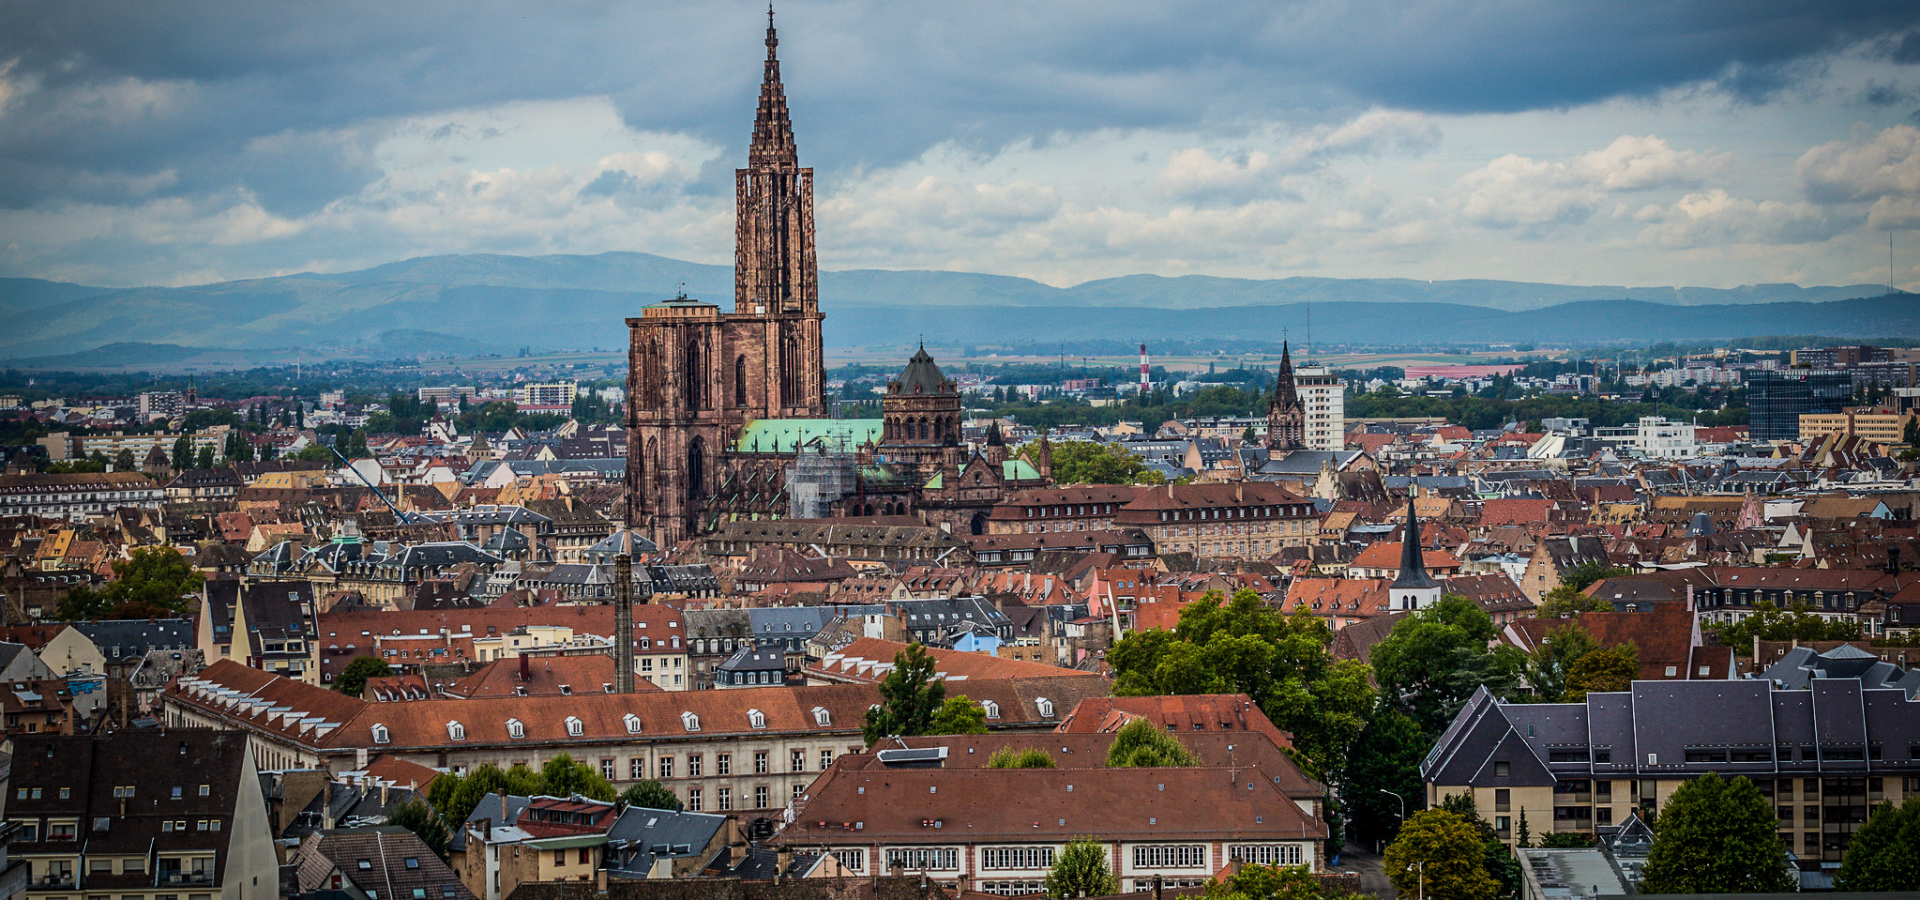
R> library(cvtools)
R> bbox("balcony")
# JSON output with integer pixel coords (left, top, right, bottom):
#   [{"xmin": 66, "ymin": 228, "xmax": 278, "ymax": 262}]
[
  {"xmin": 34, "ymin": 875, "xmax": 76, "ymax": 889},
  {"xmin": 157, "ymin": 872, "xmax": 216, "ymax": 887}
]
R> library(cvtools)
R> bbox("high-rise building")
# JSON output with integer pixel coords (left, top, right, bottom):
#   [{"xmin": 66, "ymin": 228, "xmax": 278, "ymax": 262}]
[
  {"xmin": 1294, "ymin": 364, "xmax": 1344, "ymax": 451},
  {"xmin": 1747, "ymin": 369, "xmax": 1853, "ymax": 442}
]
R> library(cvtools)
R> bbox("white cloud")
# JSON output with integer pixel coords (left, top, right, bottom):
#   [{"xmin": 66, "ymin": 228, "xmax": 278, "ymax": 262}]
[
  {"xmin": 1454, "ymin": 134, "xmax": 1728, "ymax": 231},
  {"xmin": 1632, "ymin": 189, "xmax": 1837, "ymax": 249},
  {"xmin": 1798, "ymin": 124, "xmax": 1920, "ymax": 203}
]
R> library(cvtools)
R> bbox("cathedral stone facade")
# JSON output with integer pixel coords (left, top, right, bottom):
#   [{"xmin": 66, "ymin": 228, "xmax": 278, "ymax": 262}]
[
  {"xmin": 1266, "ymin": 341, "xmax": 1305, "ymax": 453},
  {"xmin": 626, "ymin": 16, "xmax": 1044, "ymax": 547}
]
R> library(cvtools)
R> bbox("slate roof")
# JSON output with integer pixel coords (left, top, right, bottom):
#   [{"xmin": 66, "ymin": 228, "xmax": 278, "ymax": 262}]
[
  {"xmin": 604, "ymin": 806, "xmax": 729, "ymax": 878},
  {"xmin": 293, "ymin": 826, "xmax": 476, "ymax": 900}
]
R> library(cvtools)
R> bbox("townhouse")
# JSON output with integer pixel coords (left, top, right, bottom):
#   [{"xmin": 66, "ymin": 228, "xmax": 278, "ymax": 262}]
[{"xmin": 1112, "ymin": 483, "xmax": 1319, "ymax": 559}]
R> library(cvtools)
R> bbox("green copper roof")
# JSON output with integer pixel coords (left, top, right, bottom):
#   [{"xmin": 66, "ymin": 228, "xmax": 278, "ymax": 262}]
[
  {"xmin": 924, "ymin": 472, "xmax": 944, "ymax": 489},
  {"xmin": 1003, "ymin": 459, "xmax": 1041, "ymax": 481},
  {"xmin": 733, "ymin": 418, "xmax": 882, "ymax": 453}
]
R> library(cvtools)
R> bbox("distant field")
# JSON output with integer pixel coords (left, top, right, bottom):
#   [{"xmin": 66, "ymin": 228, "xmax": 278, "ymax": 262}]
[{"xmin": 825, "ymin": 346, "xmax": 1563, "ymax": 374}]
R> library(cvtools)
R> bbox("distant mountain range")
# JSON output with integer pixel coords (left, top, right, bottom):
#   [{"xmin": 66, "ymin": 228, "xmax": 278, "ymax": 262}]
[{"xmin": 0, "ymin": 252, "xmax": 1910, "ymax": 363}]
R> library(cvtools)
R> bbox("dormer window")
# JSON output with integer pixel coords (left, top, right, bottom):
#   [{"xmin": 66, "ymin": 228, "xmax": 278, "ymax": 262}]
[
  {"xmin": 748, "ymin": 709, "xmax": 767, "ymax": 729},
  {"xmin": 624, "ymin": 714, "xmax": 643, "ymax": 735},
  {"xmin": 565, "ymin": 716, "xmax": 583, "ymax": 737},
  {"xmin": 981, "ymin": 700, "xmax": 1000, "ymax": 719},
  {"xmin": 1036, "ymin": 697, "xmax": 1054, "ymax": 717},
  {"xmin": 812, "ymin": 706, "xmax": 831, "ymax": 727},
  {"xmin": 506, "ymin": 718, "xmax": 525, "ymax": 739},
  {"xmin": 446, "ymin": 721, "xmax": 465, "ymax": 741},
  {"xmin": 371, "ymin": 724, "xmax": 390, "ymax": 744},
  {"xmin": 681, "ymin": 712, "xmax": 700, "ymax": 732}
]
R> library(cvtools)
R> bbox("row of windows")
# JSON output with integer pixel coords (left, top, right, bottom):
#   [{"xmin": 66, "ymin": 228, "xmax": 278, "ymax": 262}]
[
  {"xmin": 411, "ymin": 706, "xmax": 833, "ymax": 743},
  {"xmin": 1228, "ymin": 845, "xmax": 1304, "ymax": 867},
  {"xmin": 617, "ymin": 749, "xmax": 834, "ymax": 781},
  {"xmin": 980, "ymin": 847, "xmax": 1055, "ymax": 870},
  {"xmin": 1132, "ymin": 845, "xmax": 1207, "ymax": 869},
  {"xmin": 980, "ymin": 881, "xmax": 1045, "ymax": 896},
  {"xmin": 1157, "ymin": 506, "xmax": 1305, "ymax": 523},
  {"xmin": 886, "ymin": 848, "xmax": 959, "ymax": 871}
]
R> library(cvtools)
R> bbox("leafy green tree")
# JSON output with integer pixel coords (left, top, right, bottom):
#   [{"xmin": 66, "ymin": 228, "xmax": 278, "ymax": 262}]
[
  {"xmin": 540, "ymin": 753, "xmax": 617, "ymax": 801},
  {"xmin": 1640, "ymin": 773, "xmax": 1793, "ymax": 894},
  {"xmin": 1106, "ymin": 717, "xmax": 1200, "ymax": 767},
  {"xmin": 929, "ymin": 695, "xmax": 989, "ymax": 735},
  {"xmin": 1836, "ymin": 797, "xmax": 1920, "ymax": 891},
  {"xmin": 1339, "ymin": 706, "xmax": 1426, "ymax": 846},
  {"xmin": 1535, "ymin": 584, "xmax": 1610, "ymax": 618},
  {"xmin": 293, "ymin": 442, "xmax": 335, "ymax": 462},
  {"xmin": 1384, "ymin": 809, "xmax": 1498, "ymax": 900},
  {"xmin": 1045, "ymin": 839, "xmax": 1118, "ymax": 899},
  {"xmin": 1710, "ymin": 600, "xmax": 1862, "ymax": 646},
  {"xmin": 335, "ymin": 656, "xmax": 392, "ymax": 696},
  {"xmin": 434, "ymin": 763, "xmax": 547, "ymax": 826},
  {"xmin": 113, "ymin": 448, "xmax": 137, "ymax": 471},
  {"xmin": 1370, "ymin": 595, "xmax": 1521, "ymax": 737},
  {"xmin": 59, "ymin": 546, "xmax": 205, "ymax": 620},
  {"xmin": 383, "ymin": 797, "xmax": 449, "ymax": 856},
  {"xmin": 1518, "ymin": 624, "xmax": 1599, "ymax": 702},
  {"xmin": 1557, "ymin": 561, "xmax": 1632, "ymax": 593},
  {"xmin": 1204, "ymin": 862, "xmax": 1326, "ymax": 900},
  {"xmin": 1049, "ymin": 440, "xmax": 1167, "ymax": 485},
  {"xmin": 171, "ymin": 433, "xmax": 193, "ymax": 470},
  {"xmin": 1563, "ymin": 644, "xmax": 1637, "ymax": 701},
  {"xmin": 1108, "ymin": 588, "xmax": 1375, "ymax": 778},
  {"xmin": 1904, "ymin": 415, "xmax": 1920, "ymax": 449},
  {"xmin": 1515, "ymin": 809, "xmax": 1531, "ymax": 849},
  {"xmin": 195, "ymin": 443, "xmax": 215, "ymax": 469},
  {"xmin": 863, "ymin": 643, "xmax": 945, "ymax": 743},
  {"xmin": 619, "ymin": 780, "xmax": 683, "ymax": 811},
  {"xmin": 987, "ymin": 747, "xmax": 1057, "ymax": 769},
  {"xmin": 1437, "ymin": 793, "xmax": 1521, "ymax": 899}
]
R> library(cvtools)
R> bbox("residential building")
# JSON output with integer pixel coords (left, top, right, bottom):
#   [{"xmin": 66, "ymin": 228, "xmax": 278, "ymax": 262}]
[
  {"xmin": 288, "ymin": 826, "xmax": 476, "ymax": 900},
  {"xmin": 167, "ymin": 661, "xmax": 1093, "ymax": 816},
  {"xmin": 0, "ymin": 472, "xmax": 165, "ymax": 522},
  {"xmin": 1632, "ymin": 416, "xmax": 1696, "ymax": 458},
  {"xmin": 1798, "ymin": 407, "xmax": 1919, "ymax": 446},
  {"xmin": 1111, "ymin": 482, "xmax": 1318, "ymax": 559},
  {"xmin": 1295, "ymin": 365, "xmax": 1345, "ymax": 451},
  {"xmin": 986, "ymin": 485, "xmax": 1142, "ymax": 535},
  {"xmin": 515, "ymin": 383, "xmax": 579, "ymax": 408},
  {"xmin": 775, "ymin": 761, "xmax": 1327, "ymax": 893},
  {"xmin": 1422, "ymin": 681, "xmax": 1920, "ymax": 862},
  {"xmin": 1517, "ymin": 537, "xmax": 1613, "ymax": 603},
  {"xmin": 7, "ymin": 729, "xmax": 279, "ymax": 900}
]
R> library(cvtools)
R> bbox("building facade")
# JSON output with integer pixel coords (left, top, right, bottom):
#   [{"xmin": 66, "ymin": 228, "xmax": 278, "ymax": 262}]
[{"xmin": 1747, "ymin": 369, "xmax": 1854, "ymax": 442}]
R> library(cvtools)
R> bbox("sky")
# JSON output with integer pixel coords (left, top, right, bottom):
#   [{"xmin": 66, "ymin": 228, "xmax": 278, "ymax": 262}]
[{"xmin": 3, "ymin": 1, "xmax": 1920, "ymax": 292}]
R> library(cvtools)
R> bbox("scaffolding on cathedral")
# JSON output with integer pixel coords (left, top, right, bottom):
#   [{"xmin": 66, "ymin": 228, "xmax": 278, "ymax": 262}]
[{"xmin": 783, "ymin": 425, "xmax": 865, "ymax": 518}]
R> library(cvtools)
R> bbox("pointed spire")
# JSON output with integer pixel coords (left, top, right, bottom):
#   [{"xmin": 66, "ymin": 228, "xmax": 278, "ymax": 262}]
[
  {"xmin": 750, "ymin": 4, "xmax": 798, "ymax": 168},
  {"xmin": 1392, "ymin": 491, "xmax": 1439, "ymax": 590}
]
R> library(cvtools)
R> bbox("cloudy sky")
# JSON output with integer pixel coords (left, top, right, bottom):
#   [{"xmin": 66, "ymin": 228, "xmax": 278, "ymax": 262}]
[{"xmin": 4, "ymin": 0, "xmax": 1920, "ymax": 291}]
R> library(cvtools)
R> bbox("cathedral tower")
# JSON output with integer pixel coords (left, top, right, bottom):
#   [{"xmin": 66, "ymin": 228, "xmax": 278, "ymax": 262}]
[{"xmin": 626, "ymin": 11, "xmax": 828, "ymax": 547}]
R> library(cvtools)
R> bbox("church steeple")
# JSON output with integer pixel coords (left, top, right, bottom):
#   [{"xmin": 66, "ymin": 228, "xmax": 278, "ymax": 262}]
[
  {"xmin": 1390, "ymin": 490, "xmax": 1443, "ymax": 610},
  {"xmin": 750, "ymin": 5, "xmax": 798, "ymax": 169},
  {"xmin": 1266, "ymin": 340, "xmax": 1304, "ymax": 452}
]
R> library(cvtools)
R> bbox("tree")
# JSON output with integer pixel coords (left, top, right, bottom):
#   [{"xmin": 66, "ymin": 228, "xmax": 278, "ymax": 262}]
[
  {"xmin": 540, "ymin": 753, "xmax": 617, "ymax": 802},
  {"xmin": 1515, "ymin": 809, "xmax": 1531, "ymax": 849},
  {"xmin": 1640, "ymin": 773, "xmax": 1793, "ymax": 894},
  {"xmin": 113, "ymin": 448, "xmax": 136, "ymax": 471},
  {"xmin": 1370, "ymin": 595, "xmax": 1521, "ymax": 737},
  {"xmin": 1106, "ymin": 716, "xmax": 1200, "ymax": 767},
  {"xmin": 1436, "ymin": 793, "xmax": 1521, "ymax": 899},
  {"xmin": 171, "ymin": 433, "xmax": 193, "ymax": 470},
  {"xmin": 1384, "ymin": 809, "xmax": 1498, "ymax": 900},
  {"xmin": 1045, "ymin": 839, "xmax": 1118, "ymax": 899},
  {"xmin": 1517, "ymin": 624, "xmax": 1600, "ymax": 702},
  {"xmin": 1905, "ymin": 414, "xmax": 1920, "ymax": 449},
  {"xmin": 195, "ymin": 443, "xmax": 215, "ymax": 469},
  {"xmin": 335, "ymin": 656, "xmax": 392, "ymax": 696},
  {"xmin": 433, "ymin": 763, "xmax": 549, "ymax": 826},
  {"xmin": 62, "ymin": 545, "xmax": 205, "ymax": 620},
  {"xmin": 1563, "ymin": 643, "xmax": 1637, "ymax": 701},
  {"xmin": 987, "ymin": 747, "xmax": 1057, "ymax": 769},
  {"xmin": 1557, "ymin": 561, "xmax": 1631, "ymax": 593},
  {"xmin": 1836, "ymin": 797, "xmax": 1920, "ymax": 891},
  {"xmin": 863, "ymin": 643, "xmax": 945, "ymax": 743},
  {"xmin": 384, "ymin": 797, "xmax": 449, "ymax": 856},
  {"xmin": 1710, "ymin": 600, "xmax": 1862, "ymax": 647},
  {"xmin": 1048, "ymin": 440, "xmax": 1167, "ymax": 485},
  {"xmin": 1535, "ymin": 585, "xmax": 1610, "ymax": 619},
  {"xmin": 929, "ymin": 695, "xmax": 989, "ymax": 735},
  {"xmin": 1339, "ymin": 706, "xmax": 1426, "ymax": 847},
  {"xmin": 1108, "ymin": 588, "xmax": 1375, "ymax": 778},
  {"xmin": 619, "ymin": 780, "xmax": 683, "ymax": 811},
  {"xmin": 1204, "ymin": 862, "xmax": 1326, "ymax": 900}
]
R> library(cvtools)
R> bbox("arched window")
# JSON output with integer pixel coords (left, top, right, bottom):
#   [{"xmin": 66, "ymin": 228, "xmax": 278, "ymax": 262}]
[
  {"xmin": 506, "ymin": 718, "xmax": 525, "ymax": 739},
  {"xmin": 748, "ymin": 709, "xmax": 767, "ymax": 729},
  {"xmin": 624, "ymin": 714, "xmax": 643, "ymax": 734},
  {"xmin": 371, "ymin": 724, "xmax": 390, "ymax": 744},
  {"xmin": 446, "ymin": 721, "xmax": 465, "ymax": 741},
  {"xmin": 1036, "ymin": 697, "xmax": 1054, "ymax": 718},
  {"xmin": 812, "ymin": 706, "xmax": 831, "ymax": 727},
  {"xmin": 681, "ymin": 712, "xmax": 701, "ymax": 732},
  {"xmin": 735, "ymin": 355, "xmax": 749, "ymax": 407},
  {"xmin": 980, "ymin": 700, "xmax": 999, "ymax": 719},
  {"xmin": 683, "ymin": 337, "xmax": 705, "ymax": 410},
  {"xmin": 565, "ymin": 716, "xmax": 584, "ymax": 737}
]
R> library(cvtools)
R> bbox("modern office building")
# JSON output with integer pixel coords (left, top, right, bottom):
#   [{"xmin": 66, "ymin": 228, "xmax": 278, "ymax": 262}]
[{"xmin": 1747, "ymin": 369, "xmax": 1853, "ymax": 442}]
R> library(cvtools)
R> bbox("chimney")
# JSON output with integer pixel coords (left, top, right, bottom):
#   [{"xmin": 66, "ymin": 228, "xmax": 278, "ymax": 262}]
[
  {"xmin": 777, "ymin": 846, "xmax": 794, "ymax": 883},
  {"xmin": 1153, "ymin": 874, "xmax": 1164, "ymax": 900},
  {"xmin": 479, "ymin": 817, "xmax": 492, "ymax": 842},
  {"xmin": 519, "ymin": 653, "xmax": 530, "ymax": 682}
]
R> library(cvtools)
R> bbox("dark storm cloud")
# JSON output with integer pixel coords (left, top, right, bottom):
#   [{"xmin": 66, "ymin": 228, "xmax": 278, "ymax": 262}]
[{"xmin": 2, "ymin": 0, "xmax": 1918, "ymax": 214}]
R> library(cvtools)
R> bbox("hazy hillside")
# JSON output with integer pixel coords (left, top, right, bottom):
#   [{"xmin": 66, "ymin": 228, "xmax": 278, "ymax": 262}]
[{"xmin": 0, "ymin": 251, "xmax": 1908, "ymax": 360}]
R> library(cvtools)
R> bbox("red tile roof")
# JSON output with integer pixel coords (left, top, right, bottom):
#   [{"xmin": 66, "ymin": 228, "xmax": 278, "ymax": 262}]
[{"xmin": 809, "ymin": 638, "xmax": 1104, "ymax": 685}]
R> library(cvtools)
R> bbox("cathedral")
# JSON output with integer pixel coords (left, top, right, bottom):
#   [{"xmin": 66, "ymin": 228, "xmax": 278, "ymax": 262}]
[{"xmin": 626, "ymin": 14, "xmax": 1045, "ymax": 547}]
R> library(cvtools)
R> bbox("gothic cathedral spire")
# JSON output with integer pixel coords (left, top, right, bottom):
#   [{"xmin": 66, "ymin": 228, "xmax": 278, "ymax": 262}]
[
  {"xmin": 736, "ymin": 3, "xmax": 818, "ymax": 324},
  {"xmin": 750, "ymin": 5, "xmax": 798, "ymax": 169},
  {"xmin": 1266, "ymin": 340, "xmax": 1304, "ymax": 452}
]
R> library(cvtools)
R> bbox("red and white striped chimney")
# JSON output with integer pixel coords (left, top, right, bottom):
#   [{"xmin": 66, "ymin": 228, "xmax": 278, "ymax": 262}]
[{"xmin": 1139, "ymin": 343, "xmax": 1150, "ymax": 395}]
